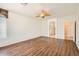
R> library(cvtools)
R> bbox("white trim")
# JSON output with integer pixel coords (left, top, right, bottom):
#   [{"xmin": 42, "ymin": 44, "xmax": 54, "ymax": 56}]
[{"xmin": 0, "ymin": 35, "xmax": 41, "ymax": 47}]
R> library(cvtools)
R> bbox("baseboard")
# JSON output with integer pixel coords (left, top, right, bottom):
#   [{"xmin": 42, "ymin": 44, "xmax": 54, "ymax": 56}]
[{"xmin": 0, "ymin": 35, "xmax": 41, "ymax": 48}]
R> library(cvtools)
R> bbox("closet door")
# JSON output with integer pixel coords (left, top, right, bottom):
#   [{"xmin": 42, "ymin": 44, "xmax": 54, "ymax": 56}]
[
  {"xmin": 64, "ymin": 21, "xmax": 75, "ymax": 40},
  {"xmin": 48, "ymin": 20, "xmax": 57, "ymax": 38},
  {"xmin": 49, "ymin": 21, "xmax": 55, "ymax": 37}
]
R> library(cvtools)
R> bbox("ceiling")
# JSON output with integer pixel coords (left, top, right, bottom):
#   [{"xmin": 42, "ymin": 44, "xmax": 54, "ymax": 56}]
[{"xmin": 0, "ymin": 3, "xmax": 79, "ymax": 18}]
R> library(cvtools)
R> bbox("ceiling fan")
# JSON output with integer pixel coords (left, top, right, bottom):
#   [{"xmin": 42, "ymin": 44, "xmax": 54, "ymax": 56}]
[
  {"xmin": 36, "ymin": 10, "xmax": 51, "ymax": 19},
  {"xmin": 20, "ymin": 3, "xmax": 51, "ymax": 19}
]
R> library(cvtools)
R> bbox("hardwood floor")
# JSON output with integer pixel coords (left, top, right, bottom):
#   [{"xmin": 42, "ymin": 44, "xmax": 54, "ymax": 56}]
[{"xmin": 0, "ymin": 36, "xmax": 79, "ymax": 56}]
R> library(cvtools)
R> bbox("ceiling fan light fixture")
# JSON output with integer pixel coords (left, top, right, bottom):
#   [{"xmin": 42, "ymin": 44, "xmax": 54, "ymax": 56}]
[{"xmin": 37, "ymin": 10, "xmax": 50, "ymax": 18}]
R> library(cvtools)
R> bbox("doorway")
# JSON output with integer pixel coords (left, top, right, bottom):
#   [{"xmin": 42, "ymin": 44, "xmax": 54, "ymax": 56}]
[{"xmin": 64, "ymin": 20, "xmax": 75, "ymax": 41}]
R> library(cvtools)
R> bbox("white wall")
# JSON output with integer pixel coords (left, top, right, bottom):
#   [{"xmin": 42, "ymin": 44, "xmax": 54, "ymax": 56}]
[
  {"xmin": 41, "ymin": 20, "xmax": 48, "ymax": 36},
  {"xmin": 0, "ymin": 11, "xmax": 41, "ymax": 47},
  {"xmin": 57, "ymin": 17, "xmax": 64, "ymax": 39}
]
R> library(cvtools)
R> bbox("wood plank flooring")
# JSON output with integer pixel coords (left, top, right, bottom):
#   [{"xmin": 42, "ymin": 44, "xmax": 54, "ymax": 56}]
[{"xmin": 0, "ymin": 36, "xmax": 79, "ymax": 56}]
